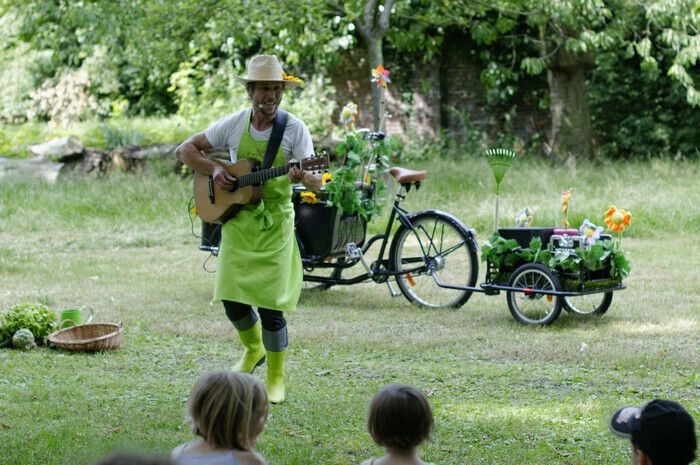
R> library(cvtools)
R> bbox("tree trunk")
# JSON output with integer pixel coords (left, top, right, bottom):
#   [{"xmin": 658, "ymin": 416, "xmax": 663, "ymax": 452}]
[
  {"xmin": 548, "ymin": 65, "xmax": 593, "ymax": 164},
  {"xmin": 354, "ymin": 0, "xmax": 394, "ymax": 132},
  {"xmin": 545, "ymin": 27, "xmax": 595, "ymax": 164},
  {"xmin": 366, "ymin": 38, "xmax": 384, "ymax": 131}
]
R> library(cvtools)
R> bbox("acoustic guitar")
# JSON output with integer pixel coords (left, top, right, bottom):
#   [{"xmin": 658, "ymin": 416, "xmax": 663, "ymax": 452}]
[{"xmin": 194, "ymin": 155, "xmax": 329, "ymax": 223}]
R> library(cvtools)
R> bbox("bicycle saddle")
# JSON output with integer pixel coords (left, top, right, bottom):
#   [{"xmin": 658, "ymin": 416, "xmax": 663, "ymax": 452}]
[{"xmin": 389, "ymin": 167, "xmax": 427, "ymax": 184}]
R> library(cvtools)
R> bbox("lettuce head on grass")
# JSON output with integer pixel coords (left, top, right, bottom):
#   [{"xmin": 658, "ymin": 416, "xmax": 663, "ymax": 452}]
[{"xmin": 0, "ymin": 302, "xmax": 57, "ymax": 344}]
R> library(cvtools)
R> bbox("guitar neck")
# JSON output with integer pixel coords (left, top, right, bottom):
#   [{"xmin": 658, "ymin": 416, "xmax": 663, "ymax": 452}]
[{"xmin": 237, "ymin": 165, "xmax": 290, "ymax": 187}]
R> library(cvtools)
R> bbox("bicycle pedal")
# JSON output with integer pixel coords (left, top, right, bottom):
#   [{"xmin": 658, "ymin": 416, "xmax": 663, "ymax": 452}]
[
  {"xmin": 385, "ymin": 281, "xmax": 401, "ymax": 298},
  {"xmin": 345, "ymin": 242, "xmax": 360, "ymax": 259},
  {"xmin": 346, "ymin": 242, "xmax": 373, "ymax": 277}
]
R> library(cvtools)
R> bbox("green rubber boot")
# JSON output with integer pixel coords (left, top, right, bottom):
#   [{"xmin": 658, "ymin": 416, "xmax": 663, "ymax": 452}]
[
  {"xmin": 232, "ymin": 321, "xmax": 266, "ymax": 374},
  {"xmin": 266, "ymin": 351, "xmax": 286, "ymax": 404}
]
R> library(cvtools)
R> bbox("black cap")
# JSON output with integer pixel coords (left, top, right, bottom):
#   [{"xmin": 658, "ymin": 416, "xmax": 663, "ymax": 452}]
[{"xmin": 610, "ymin": 399, "xmax": 697, "ymax": 464}]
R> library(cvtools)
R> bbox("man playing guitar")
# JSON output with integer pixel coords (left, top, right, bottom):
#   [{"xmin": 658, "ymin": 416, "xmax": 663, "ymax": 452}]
[{"xmin": 176, "ymin": 54, "xmax": 322, "ymax": 404}]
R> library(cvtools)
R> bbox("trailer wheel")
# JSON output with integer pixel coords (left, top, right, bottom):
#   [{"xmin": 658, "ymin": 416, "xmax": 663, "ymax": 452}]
[
  {"xmin": 506, "ymin": 263, "xmax": 563, "ymax": 325},
  {"xmin": 563, "ymin": 292, "xmax": 613, "ymax": 315}
]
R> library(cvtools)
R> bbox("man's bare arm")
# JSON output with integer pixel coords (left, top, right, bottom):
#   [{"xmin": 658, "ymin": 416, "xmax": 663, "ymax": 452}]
[
  {"xmin": 176, "ymin": 133, "xmax": 236, "ymax": 190},
  {"xmin": 175, "ymin": 133, "xmax": 215, "ymax": 174},
  {"xmin": 300, "ymin": 172, "xmax": 322, "ymax": 191},
  {"xmin": 288, "ymin": 164, "xmax": 322, "ymax": 191}
]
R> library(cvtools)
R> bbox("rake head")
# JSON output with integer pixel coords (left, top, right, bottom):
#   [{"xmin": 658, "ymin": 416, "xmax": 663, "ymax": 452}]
[{"xmin": 485, "ymin": 148, "xmax": 516, "ymax": 194}]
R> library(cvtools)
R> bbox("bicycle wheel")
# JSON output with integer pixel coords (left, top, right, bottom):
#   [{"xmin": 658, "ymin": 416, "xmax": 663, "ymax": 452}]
[
  {"xmin": 563, "ymin": 292, "xmax": 613, "ymax": 315},
  {"xmin": 506, "ymin": 263, "xmax": 563, "ymax": 325},
  {"xmin": 390, "ymin": 212, "xmax": 478, "ymax": 308}
]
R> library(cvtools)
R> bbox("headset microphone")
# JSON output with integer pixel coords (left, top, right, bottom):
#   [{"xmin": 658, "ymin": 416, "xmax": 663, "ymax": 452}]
[
  {"xmin": 250, "ymin": 97, "xmax": 277, "ymax": 110},
  {"xmin": 250, "ymin": 97, "xmax": 261, "ymax": 108}
]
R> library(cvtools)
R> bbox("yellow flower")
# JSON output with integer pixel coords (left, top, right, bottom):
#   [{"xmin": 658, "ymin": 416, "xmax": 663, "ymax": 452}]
[
  {"xmin": 339, "ymin": 101, "xmax": 358, "ymax": 128},
  {"xmin": 322, "ymin": 172, "xmax": 332, "ymax": 185},
  {"xmin": 364, "ymin": 175, "xmax": 371, "ymax": 185},
  {"xmin": 282, "ymin": 71, "xmax": 303, "ymax": 84},
  {"xmin": 604, "ymin": 206, "xmax": 632, "ymax": 232},
  {"xmin": 190, "ymin": 206, "xmax": 197, "ymax": 216},
  {"xmin": 561, "ymin": 188, "xmax": 573, "ymax": 213},
  {"xmin": 300, "ymin": 191, "xmax": 318, "ymax": 204},
  {"xmin": 515, "ymin": 207, "xmax": 532, "ymax": 227}
]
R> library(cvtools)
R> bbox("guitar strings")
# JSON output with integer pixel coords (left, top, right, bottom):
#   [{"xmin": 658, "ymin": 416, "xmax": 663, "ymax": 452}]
[{"xmin": 237, "ymin": 156, "xmax": 325, "ymax": 187}]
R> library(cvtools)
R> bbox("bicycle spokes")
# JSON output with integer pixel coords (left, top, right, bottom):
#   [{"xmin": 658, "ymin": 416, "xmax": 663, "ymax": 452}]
[{"xmin": 392, "ymin": 213, "xmax": 478, "ymax": 308}]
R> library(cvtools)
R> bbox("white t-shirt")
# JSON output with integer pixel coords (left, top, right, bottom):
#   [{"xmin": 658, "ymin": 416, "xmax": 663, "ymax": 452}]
[{"xmin": 203, "ymin": 108, "xmax": 314, "ymax": 163}]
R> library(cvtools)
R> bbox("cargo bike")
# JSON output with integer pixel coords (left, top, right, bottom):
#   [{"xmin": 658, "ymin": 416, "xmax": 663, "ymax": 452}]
[{"xmin": 293, "ymin": 132, "xmax": 626, "ymax": 326}]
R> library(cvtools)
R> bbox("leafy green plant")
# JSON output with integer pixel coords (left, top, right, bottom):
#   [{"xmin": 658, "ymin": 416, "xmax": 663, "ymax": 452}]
[
  {"xmin": 481, "ymin": 233, "xmax": 522, "ymax": 269},
  {"xmin": 0, "ymin": 302, "xmax": 57, "ymax": 344},
  {"xmin": 548, "ymin": 239, "xmax": 631, "ymax": 279},
  {"xmin": 481, "ymin": 234, "xmax": 551, "ymax": 270},
  {"xmin": 324, "ymin": 130, "xmax": 396, "ymax": 221},
  {"xmin": 481, "ymin": 232, "xmax": 630, "ymax": 281}
]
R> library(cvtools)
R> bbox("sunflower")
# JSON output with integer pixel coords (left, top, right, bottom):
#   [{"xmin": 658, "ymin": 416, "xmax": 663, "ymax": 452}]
[
  {"xmin": 322, "ymin": 172, "xmax": 332, "ymax": 185},
  {"xmin": 299, "ymin": 191, "xmax": 318, "ymax": 204}
]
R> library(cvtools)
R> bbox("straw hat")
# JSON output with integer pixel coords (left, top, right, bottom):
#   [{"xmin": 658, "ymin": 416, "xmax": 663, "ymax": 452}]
[{"xmin": 234, "ymin": 54, "xmax": 302, "ymax": 88}]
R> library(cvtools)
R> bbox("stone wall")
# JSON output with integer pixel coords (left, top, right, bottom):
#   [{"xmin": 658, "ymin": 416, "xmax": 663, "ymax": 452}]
[
  {"xmin": 328, "ymin": 31, "xmax": 548, "ymax": 149},
  {"xmin": 328, "ymin": 48, "xmax": 441, "ymax": 139}
]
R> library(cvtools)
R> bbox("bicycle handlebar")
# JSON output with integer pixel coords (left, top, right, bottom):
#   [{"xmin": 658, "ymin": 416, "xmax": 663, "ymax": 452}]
[{"xmin": 358, "ymin": 128, "xmax": 386, "ymax": 141}]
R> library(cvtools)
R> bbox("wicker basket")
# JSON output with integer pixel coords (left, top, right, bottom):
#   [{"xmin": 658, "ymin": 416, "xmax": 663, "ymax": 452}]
[{"xmin": 48, "ymin": 323, "xmax": 123, "ymax": 352}]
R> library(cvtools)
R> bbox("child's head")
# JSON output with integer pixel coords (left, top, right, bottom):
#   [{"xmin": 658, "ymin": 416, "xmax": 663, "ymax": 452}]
[
  {"xmin": 367, "ymin": 383, "xmax": 434, "ymax": 451},
  {"xmin": 186, "ymin": 371, "xmax": 268, "ymax": 451},
  {"xmin": 610, "ymin": 399, "xmax": 697, "ymax": 465},
  {"xmin": 93, "ymin": 452, "xmax": 172, "ymax": 465}
]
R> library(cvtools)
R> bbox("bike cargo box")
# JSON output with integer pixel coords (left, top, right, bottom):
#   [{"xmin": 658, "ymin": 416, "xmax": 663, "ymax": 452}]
[
  {"xmin": 497, "ymin": 227, "xmax": 556, "ymax": 248},
  {"xmin": 293, "ymin": 189, "xmax": 366, "ymax": 258}
]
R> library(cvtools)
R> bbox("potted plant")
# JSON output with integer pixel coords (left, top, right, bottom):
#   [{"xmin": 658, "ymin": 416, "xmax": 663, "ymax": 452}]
[
  {"xmin": 482, "ymin": 203, "xmax": 632, "ymax": 290},
  {"xmin": 294, "ymin": 66, "xmax": 398, "ymax": 258}
]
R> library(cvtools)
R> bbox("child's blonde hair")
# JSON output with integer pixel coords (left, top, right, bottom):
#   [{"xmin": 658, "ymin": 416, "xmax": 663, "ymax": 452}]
[
  {"xmin": 185, "ymin": 371, "xmax": 268, "ymax": 451},
  {"xmin": 368, "ymin": 384, "xmax": 434, "ymax": 450}
]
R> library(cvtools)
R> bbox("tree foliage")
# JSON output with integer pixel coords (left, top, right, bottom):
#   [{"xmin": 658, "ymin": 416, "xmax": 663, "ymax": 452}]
[{"xmin": 1, "ymin": 0, "xmax": 698, "ymax": 157}]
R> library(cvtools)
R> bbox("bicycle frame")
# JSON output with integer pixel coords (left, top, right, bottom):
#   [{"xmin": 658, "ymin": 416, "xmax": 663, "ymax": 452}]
[{"xmin": 301, "ymin": 182, "xmax": 429, "ymax": 286}]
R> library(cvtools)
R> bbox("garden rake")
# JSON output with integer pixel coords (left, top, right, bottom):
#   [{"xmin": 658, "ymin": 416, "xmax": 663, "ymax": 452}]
[{"xmin": 485, "ymin": 148, "xmax": 516, "ymax": 231}]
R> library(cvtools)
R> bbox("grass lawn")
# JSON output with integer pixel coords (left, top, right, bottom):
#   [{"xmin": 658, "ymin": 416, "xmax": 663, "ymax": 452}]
[{"xmin": 0, "ymin": 156, "xmax": 698, "ymax": 465}]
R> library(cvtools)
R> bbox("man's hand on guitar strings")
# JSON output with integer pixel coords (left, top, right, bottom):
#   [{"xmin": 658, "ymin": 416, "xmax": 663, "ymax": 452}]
[
  {"xmin": 213, "ymin": 164, "xmax": 237, "ymax": 191},
  {"xmin": 288, "ymin": 164, "xmax": 306, "ymax": 184}
]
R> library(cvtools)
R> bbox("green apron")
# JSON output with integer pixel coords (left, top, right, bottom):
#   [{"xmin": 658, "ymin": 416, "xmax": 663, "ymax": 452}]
[{"xmin": 213, "ymin": 115, "xmax": 302, "ymax": 311}]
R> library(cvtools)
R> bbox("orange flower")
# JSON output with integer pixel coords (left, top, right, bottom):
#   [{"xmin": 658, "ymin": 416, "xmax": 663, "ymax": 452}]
[{"xmin": 604, "ymin": 206, "xmax": 632, "ymax": 232}]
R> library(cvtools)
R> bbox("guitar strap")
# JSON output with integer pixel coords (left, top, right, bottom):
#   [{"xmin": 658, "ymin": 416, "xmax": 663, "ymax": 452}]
[{"xmin": 261, "ymin": 109, "xmax": 288, "ymax": 170}]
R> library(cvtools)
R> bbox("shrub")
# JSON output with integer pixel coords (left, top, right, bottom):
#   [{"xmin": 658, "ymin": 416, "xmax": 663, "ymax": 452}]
[
  {"xmin": 29, "ymin": 68, "xmax": 104, "ymax": 125},
  {"xmin": 0, "ymin": 43, "xmax": 54, "ymax": 124}
]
